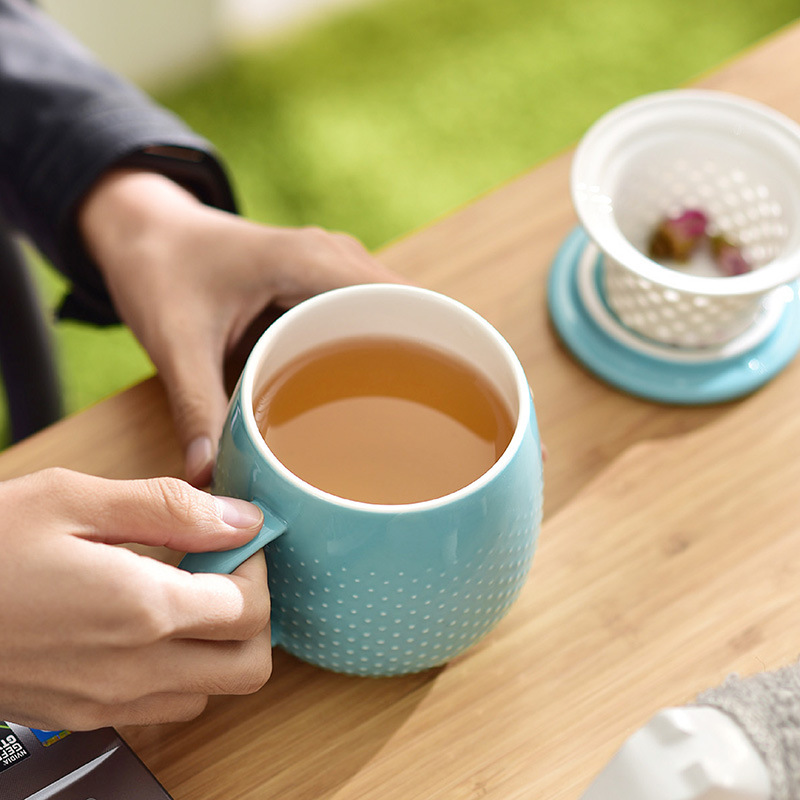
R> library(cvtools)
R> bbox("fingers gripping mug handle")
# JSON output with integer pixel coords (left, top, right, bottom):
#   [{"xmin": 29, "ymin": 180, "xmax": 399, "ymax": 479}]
[{"xmin": 178, "ymin": 501, "xmax": 287, "ymax": 574}]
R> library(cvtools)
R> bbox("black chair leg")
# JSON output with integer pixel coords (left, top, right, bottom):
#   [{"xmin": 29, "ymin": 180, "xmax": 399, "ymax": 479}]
[{"xmin": 0, "ymin": 220, "xmax": 63, "ymax": 442}]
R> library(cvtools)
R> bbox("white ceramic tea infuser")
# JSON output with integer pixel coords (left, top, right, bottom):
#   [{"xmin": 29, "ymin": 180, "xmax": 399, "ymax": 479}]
[{"xmin": 549, "ymin": 89, "xmax": 800, "ymax": 403}]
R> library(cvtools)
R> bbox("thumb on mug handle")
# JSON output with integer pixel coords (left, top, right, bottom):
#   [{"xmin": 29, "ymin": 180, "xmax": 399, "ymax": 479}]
[{"xmin": 178, "ymin": 501, "xmax": 287, "ymax": 574}]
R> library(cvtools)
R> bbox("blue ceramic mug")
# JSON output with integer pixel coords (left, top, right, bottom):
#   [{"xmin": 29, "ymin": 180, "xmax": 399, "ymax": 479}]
[{"xmin": 180, "ymin": 285, "xmax": 543, "ymax": 676}]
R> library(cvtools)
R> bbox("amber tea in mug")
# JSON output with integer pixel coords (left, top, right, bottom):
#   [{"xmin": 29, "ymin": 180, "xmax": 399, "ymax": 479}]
[{"xmin": 253, "ymin": 336, "xmax": 515, "ymax": 504}]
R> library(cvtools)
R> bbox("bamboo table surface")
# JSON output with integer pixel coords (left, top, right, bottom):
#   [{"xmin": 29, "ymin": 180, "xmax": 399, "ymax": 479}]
[{"xmin": 2, "ymin": 20, "xmax": 800, "ymax": 799}]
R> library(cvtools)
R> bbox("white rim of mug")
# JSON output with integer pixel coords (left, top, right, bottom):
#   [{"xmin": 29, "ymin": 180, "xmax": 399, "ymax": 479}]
[
  {"xmin": 571, "ymin": 89, "xmax": 800, "ymax": 297},
  {"xmin": 238, "ymin": 283, "xmax": 533, "ymax": 512}
]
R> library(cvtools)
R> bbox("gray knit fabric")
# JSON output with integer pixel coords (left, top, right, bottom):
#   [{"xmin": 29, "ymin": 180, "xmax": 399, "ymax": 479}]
[{"xmin": 694, "ymin": 662, "xmax": 800, "ymax": 800}]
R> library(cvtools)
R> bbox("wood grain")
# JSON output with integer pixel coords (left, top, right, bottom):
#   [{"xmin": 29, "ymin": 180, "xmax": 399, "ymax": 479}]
[{"xmin": 2, "ymin": 20, "xmax": 800, "ymax": 800}]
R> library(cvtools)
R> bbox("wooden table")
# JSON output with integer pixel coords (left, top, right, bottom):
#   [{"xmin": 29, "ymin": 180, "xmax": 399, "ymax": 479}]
[{"xmin": 3, "ymin": 21, "xmax": 800, "ymax": 799}]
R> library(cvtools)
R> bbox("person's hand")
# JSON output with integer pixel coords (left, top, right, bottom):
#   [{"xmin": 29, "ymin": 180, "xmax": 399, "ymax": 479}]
[
  {"xmin": 78, "ymin": 169, "xmax": 409, "ymax": 486},
  {"xmin": 0, "ymin": 468, "xmax": 272, "ymax": 731}
]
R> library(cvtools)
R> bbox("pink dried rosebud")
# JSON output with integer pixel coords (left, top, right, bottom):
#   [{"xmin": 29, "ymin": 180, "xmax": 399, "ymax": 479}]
[
  {"xmin": 711, "ymin": 235, "xmax": 751, "ymax": 276},
  {"xmin": 648, "ymin": 209, "xmax": 709, "ymax": 262}
]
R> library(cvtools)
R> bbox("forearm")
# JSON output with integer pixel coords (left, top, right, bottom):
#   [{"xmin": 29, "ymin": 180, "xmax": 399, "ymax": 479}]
[{"xmin": 76, "ymin": 168, "xmax": 252, "ymax": 320}]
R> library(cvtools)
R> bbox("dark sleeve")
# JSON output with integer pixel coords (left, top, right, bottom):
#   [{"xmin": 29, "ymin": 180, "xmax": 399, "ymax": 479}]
[{"xmin": 0, "ymin": 0, "xmax": 238, "ymax": 324}]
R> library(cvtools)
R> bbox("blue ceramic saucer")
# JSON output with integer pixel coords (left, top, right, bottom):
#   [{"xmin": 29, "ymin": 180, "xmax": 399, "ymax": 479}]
[{"xmin": 547, "ymin": 227, "xmax": 800, "ymax": 404}]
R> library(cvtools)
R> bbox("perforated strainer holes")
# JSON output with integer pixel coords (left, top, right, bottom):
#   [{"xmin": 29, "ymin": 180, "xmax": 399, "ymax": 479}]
[
  {"xmin": 618, "ymin": 153, "xmax": 790, "ymax": 269},
  {"xmin": 603, "ymin": 259, "xmax": 766, "ymax": 347},
  {"xmin": 602, "ymin": 143, "xmax": 796, "ymax": 346}
]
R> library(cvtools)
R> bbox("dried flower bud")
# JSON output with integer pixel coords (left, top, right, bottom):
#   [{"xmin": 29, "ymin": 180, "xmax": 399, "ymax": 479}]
[
  {"xmin": 710, "ymin": 235, "xmax": 751, "ymax": 276},
  {"xmin": 648, "ymin": 210, "xmax": 709, "ymax": 263}
]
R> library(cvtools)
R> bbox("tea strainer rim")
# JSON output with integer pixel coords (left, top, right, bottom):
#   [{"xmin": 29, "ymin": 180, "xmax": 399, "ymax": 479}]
[{"xmin": 571, "ymin": 88, "xmax": 800, "ymax": 298}]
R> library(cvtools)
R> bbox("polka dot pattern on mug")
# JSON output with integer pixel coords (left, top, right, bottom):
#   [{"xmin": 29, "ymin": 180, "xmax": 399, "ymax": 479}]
[{"xmin": 267, "ymin": 506, "xmax": 540, "ymax": 677}]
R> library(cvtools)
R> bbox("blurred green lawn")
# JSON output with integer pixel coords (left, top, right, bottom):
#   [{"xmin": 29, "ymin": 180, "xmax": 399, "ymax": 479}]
[{"xmin": 10, "ymin": 0, "xmax": 799, "ymax": 447}]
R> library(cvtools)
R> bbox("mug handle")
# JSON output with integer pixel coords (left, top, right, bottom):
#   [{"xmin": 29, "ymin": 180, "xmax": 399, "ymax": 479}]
[{"xmin": 178, "ymin": 501, "xmax": 287, "ymax": 574}]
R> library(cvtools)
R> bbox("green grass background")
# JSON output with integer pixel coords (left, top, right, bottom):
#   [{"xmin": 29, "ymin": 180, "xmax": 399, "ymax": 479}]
[{"xmin": 10, "ymin": 0, "xmax": 799, "ymax": 447}]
